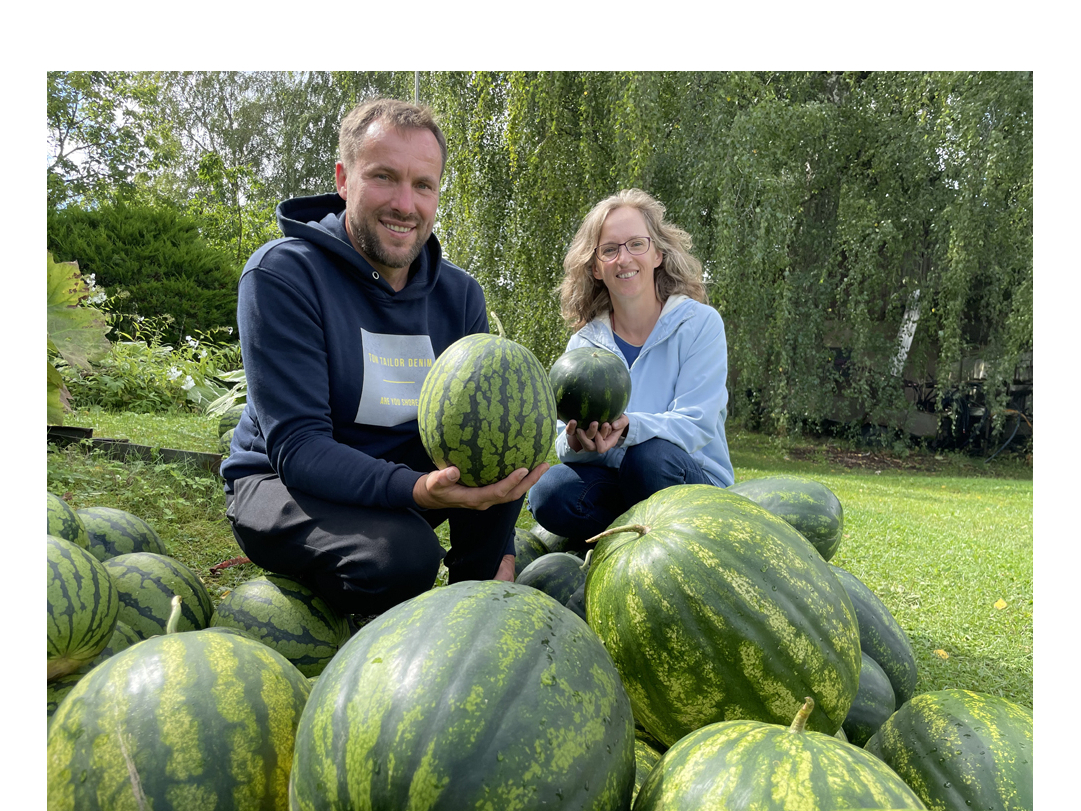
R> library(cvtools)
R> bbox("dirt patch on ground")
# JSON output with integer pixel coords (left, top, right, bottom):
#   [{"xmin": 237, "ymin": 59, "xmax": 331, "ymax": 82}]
[{"xmin": 784, "ymin": 445, "xmax": 948, "ymax": 473}]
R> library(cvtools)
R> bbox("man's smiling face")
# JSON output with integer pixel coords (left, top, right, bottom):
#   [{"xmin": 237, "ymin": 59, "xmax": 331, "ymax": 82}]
[{"xmin": 336, "ymin": 119, "xmax": 442, "ymax": 287}]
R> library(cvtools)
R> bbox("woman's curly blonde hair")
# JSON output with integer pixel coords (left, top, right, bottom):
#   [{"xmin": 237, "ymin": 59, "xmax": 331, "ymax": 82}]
[{"xmin": 558, "ymin": 189, "xmax": 708, "ymax": 331}]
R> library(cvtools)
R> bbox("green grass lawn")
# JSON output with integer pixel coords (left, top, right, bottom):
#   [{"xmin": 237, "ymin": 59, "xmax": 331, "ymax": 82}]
[{"xmin": 48, "ymin": 410, "xmax": 1034, "ymax": 709}]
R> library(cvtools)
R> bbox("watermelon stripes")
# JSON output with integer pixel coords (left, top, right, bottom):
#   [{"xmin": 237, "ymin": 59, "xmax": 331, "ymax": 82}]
[
  {"xmin": 76, "ymin": 506, "xmax": 168, "ymax": 561},
  {"xmin": 290, "ymin": 580, "xmax": 635, "ymax": 811},
  {"xmin": 47, "ymin": 629, "xmax": 311, "ymax": 810},
  {"xmin": 47, "ymin": 492, "xmax": 90, "ymax": 550},
  {"xmin": 102, "ymin": 552, "xmax": 214, "ymax": 639},
  {"xmin": 210, "ymin": 575, "xmax": 351, "ymax": 677},
  {"xmin": 48, "ymin": 536, "xmax": 120, "ymax": 680},
  {"xmin": 634, "ymin": 703, "xmax": 926, "ymax": 810},
  {"xmin": 418, "ymin": 334, "xmax": 557, "ymax": 487}
]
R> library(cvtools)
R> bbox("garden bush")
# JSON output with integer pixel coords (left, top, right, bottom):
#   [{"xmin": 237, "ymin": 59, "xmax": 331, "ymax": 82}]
[{"xmin": 46, "ymin": 201, "xmax": 241, "ymax": 346}]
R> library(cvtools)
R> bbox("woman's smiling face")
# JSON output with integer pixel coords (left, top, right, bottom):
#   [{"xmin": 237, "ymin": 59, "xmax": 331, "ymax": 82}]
[{"xmin": 592, "ymin": 206, "xmax": 663, "ymax": 304}]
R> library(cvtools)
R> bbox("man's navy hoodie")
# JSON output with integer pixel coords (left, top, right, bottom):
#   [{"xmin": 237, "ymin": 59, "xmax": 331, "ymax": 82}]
[{"xmin": 220, "ymin": 193, "xmax": 488, "ymax": 509}]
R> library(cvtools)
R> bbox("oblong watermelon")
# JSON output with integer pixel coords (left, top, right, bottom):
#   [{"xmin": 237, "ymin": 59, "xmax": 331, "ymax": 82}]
[
  {"xmin": 865, "ymin": 689, "xmax": 1032, "ymax": 811},
  {"xmin": 549, "ymin": 346, "xmax": 632, "ymax": 426},
  {"xmin": 289, "ymin": 580, "xmax": 635, "ymax": 810},
  {"xmin": 48, "ymin": 536, "xmax": 120, "ymax": 680},
  {"xmin": 634, "ymin": 698, "xmax": 925, "ymax": 810},
  {"xmin": 210, "ymin": 574, "xmax": 351, "ymax": 677},
  {"xmin": 102, "ymin": 552, "xmax": 214, "ymax": 639},
  {"xmin": 586, "ymin": 484, "xmax": 861, "ymax": 748},
  {"xmin": 48, "ymin": 492, "xmax": 90, "ymax": 550},
  {"xmin": 843, "ymin": 652, "xmax": 896, "ymax": 746},
  {"xmin": 47, "ymin": 628, "xmax": 311, "ymax": 810},
  {"xmin": 417, "ymin": 333, "xmax": 557, "ymax": 487},
  {"xmin": 830, "ymin": 563, "xmax": 918, "ymax": 705},
  {"xmin": 76, "ymin": 506, "xmax": 168, "ymax": 561},
  {"xmin": 728, "ymin": 475, "xmax": 844, "ymax": 560}
]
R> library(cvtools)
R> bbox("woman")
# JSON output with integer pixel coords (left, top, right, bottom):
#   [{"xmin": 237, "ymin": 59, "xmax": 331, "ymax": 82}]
[{"xmin": 528, "ymin": 188, "xmax": 734, "ymax": 546}]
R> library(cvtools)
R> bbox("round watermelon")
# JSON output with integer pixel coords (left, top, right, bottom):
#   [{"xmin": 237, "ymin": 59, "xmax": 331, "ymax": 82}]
[
  {"xmin": 102, "ymin": 552, "xmax": 214, "ymax": 639},
  {"xmin": 76, "ymin": 506, "xmax": 168, "ymax": 561},
  {"xmin": 515, "ymin": 551, "xmax": 590, "ymax": 607},
  {"xmin": 728, "ymin": 475, "xmax": 844, "ymax": 561},
  {"xmin": 548, "ymin": 346, "xmax": 632, "ymax": 426},
  {"xmin": 865, "ymin": 689, "xmax": 1032, "ymax": 811},
  {"xmin": 512, "ymin": 526, "xmax": 550, "ymax": 578},
  {"xmin": 218, "ymin": 403, "xmax": 246, "ymax": 438},
  {"xmin": 634, "ymin": 697, "xmax": 925, "ymax": 810},
  {"xmin": 586, "ymin": 484, "xmax": 861, "ymax": 748},
  {"xmin": 48, "ymin": 536, "xmax": 120, "ymax": 680},
  {"xmin": 210, "ymin": 574, "xmax": 351, "ymax": 677},
  {"xmin": 417, "ymin": 333, "xmax": 557, "ymax": 487},
  {"xmin": 48, "ymin": 492, "xmax": 90, "ymax": 550},
  {"xmin": 47, "ymin": 628, "xmax": 311, "ymax": 810},
  {"xmin": 289, "ymin": 580, "xmax": 635, "ymax": 810}
]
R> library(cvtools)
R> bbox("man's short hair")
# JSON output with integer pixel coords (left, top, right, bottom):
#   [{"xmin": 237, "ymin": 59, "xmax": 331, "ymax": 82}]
[{"xmin": 338, "ymin": 98, "xmax": 448, "ymax": 175}]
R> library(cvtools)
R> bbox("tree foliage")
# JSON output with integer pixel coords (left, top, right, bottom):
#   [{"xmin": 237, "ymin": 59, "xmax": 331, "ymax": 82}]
[{"xmin": 44, "ymin": 71, "xmax": 1032, "ymax": 440}]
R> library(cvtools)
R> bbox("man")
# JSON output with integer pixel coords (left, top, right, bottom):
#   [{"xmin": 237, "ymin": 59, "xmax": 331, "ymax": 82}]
[{"xmin": 220, "ymin": 98, "xmax": 547, "ymax": 618}]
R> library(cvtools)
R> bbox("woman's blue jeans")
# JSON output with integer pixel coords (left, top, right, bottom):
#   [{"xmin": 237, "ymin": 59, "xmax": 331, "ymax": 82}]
[{"xmin": 527, "ymin": 437, "xmax": 714, "ymax": 546}]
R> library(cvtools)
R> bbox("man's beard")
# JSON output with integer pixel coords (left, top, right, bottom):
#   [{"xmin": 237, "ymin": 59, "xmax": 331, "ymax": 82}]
[{"xmin": 349, "ymin": 210, "xmax": 429, "ymax": 271}]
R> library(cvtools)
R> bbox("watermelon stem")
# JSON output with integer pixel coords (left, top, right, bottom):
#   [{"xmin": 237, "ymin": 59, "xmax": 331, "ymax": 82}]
[
  {"xmin": 165, "ymin": 595, "xmax": 183, "ymax": 635},
  {"xmin": 489, "ymin": 310, "xmax": 505, "ymax": 338},
  {"xmin": 789, "ymin": 696, "xmax": 815, "ymax": 734},
  {"xmin": 584, "ymin": 524, "xmax": 651, "ymax": 545}
]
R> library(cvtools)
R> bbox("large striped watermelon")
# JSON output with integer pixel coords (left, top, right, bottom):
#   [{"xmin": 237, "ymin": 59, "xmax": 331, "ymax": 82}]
[
  {"xmin": 76, "ymin": 505, "xmax": 168, "ymax": 561},
  {"xmin": 102, "ymin": 552, "xmax": 214, "ymax": 638},
  {"xmin": 586, "ymin": 484, "xmax": 861, "ymax": 748},
  {"xmin": 289, "ymin": 580, "xmax": 635, "ymax": 810},
  {"xmin": 48, "ymin": 536, "xmax": 120, "ymax": 680},
  {"xmin": 548, "ymin": 346, "xmax": 632, "ymax": 426},
  {"xmin": 728, "ymin": 475, "xmax": 845, "ymax": 561},
  {"xmin": 48, "ymin": 492, "xmax": 90, "ymax": 550},
  {"xmin": 865, "ymin": 689, "xmax": 1033, "ymax": 811},
  {"xmin": 417, "ymin": 333, "xmax": 557, "ymax": 487},
  {"xmin": 210, "ymin": 574, "xmax": 351, "ymax": 677},
  {"xmin": 633, "ymin": 697, "xmax": 926, "ymax": 810},
  {"xmin": 47, "ymin": 628, "xmax": 311, "ymax": 810}
]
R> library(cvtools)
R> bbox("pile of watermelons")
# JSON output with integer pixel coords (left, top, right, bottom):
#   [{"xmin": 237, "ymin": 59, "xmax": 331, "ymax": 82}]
[{"xmin": 46, "ymin": 336, "xmax": 1033, "ymax": 810}]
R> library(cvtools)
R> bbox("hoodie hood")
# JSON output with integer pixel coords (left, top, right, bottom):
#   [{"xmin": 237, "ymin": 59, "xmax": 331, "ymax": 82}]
[{"xmin": 275, "ymin": 192, "xmax": 443, "ymax": 302}]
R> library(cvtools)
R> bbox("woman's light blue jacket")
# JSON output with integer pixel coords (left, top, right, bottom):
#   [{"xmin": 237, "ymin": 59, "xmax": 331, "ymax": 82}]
[{"xmin": 554, "ymin": 294, "xmax": 735, "ymax": 488}]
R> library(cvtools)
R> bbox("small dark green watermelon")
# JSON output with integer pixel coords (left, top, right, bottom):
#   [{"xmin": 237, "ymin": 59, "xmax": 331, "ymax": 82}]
[
  {"xmin": 530, "ymin": 522, "xmax": 587, "ymax": 558},
  {"xmin": 549, "ymin": 346, "xmax": 632, "ymax": 427},
  {"xmin": 865, "ymin": 689, "xmax": 1032, "ymax": 811},
  {"xmin": 219, "ymin": 426, "xmax": 235, "ymax": 456},
  {"xmin": 76, "ymin": 506, "xmax": 167, "ymax": 561},
  {"xmin": 218, "ymin": 403, "xmax": 246, "ymax": 438},
  {"xmin": 842, "ymin": 652, "xmax": 896, "ymax": 746},
  {"xmin": 515, "ymin": 551, "xmax": 590, "ymax": 607},
  {"xmin": 102, "ymin": 552, "xmax": 214, "ymax": 639},
  {"xmin": 47, "ymin": 492, "xmax": 90, "ymax": 550},
  {"xmin": 417, "ymin": 333, "xmax": 557, "ymax": 487},
  {"xmin": 830, "ymin": 563, "xmax": 918, "ymax": 705},
  {"xmin": 512, "ymin": 526, "xmax": 550, "ymax": 578},
  {"xmin": 728, "ymin": 475, "xmax": 844, "ymax": 560},
  {"xmin": 634, "ymin": 698, "xmax": 925, "ymax": 810},
  {"xmin": 210, "ymin": 574, "xmax": 351, "ymax": 678}
]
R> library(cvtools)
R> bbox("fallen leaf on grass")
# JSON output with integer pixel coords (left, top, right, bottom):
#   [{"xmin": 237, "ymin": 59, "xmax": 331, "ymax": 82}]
[
  {"xmin": 934, "ymin": 649, "xmax": 949, "ymax": 660},
  {"xmin": 994, "ymin": 598, "xmax": 1008, "ymax": 610}
]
